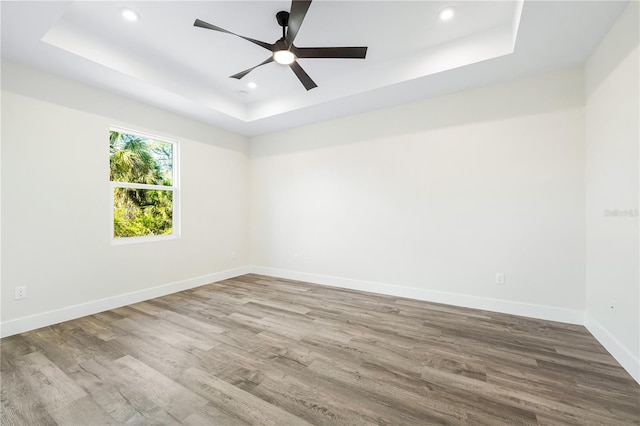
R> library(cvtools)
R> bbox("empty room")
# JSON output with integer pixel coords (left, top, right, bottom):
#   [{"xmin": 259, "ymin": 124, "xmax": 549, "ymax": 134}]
[{"xmin": 1, "ymin": 0, "xmax": 639, "ymax": 424}]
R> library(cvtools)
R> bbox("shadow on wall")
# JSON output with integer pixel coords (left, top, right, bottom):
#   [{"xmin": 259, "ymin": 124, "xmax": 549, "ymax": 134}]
[
  {"xmin": 585, "ymin": 1, "xmax": 639, "ymax": 99},
  {"xmin": 250, "ymin": 67, "xmax": 585, "ymax": 158}
]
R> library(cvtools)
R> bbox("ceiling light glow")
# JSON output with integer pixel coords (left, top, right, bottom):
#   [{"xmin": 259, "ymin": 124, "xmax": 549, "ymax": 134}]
[
  {"xmin": 247, "ymin": 82, "xmax": 258, "ymax": 89},
  {"xmin": 120, "ymin": 8, "xmax": 140, "ymax": 22},
  {"xmin": 439, "ymin": 7, "xmax": 455, "ymax": 21},
  {"xmin": 273, "ymin": 50, "xmax": 296, "ymax": 65}
]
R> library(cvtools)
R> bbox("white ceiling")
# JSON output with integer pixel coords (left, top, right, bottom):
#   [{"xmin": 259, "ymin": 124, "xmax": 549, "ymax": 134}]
[{"xmin": 0, "ymin": 1, "xmax": 629, "ymax": 137}]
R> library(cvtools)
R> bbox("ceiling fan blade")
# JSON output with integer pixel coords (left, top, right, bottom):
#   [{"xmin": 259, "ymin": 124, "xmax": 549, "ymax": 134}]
[
  {"xmin": 292, "ymin": 46, "xmax": 368, "ymax": 59},
  {"xmin": 289, "ymin": 61, "xmax": 317, "ymax": 90},
  {"xmin": 194, "ymin": 19, "xmax": 274, "ymax": 51},
  {"xmin": 286, "ymin": 0, "xmax": 312, "ymax": 46},
  {"xmin": 230, "ymin": 57, "xmax": 275, "ymax": 80}
]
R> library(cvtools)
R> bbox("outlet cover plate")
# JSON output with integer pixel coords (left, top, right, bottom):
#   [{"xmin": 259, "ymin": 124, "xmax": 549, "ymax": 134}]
[{"xmin": 14, "ymin": 286, "xmax": 27, "ymax": 300}]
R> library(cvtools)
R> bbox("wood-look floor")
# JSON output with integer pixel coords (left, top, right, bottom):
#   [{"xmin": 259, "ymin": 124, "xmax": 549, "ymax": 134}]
[{"xmin": 1, "ymin": 274, "xmax": 639, "ymax": 425}]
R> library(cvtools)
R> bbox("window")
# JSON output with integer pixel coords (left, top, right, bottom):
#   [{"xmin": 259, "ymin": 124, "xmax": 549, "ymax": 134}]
[{"xmin": 109, "ymin": 127, "xmax": 179, "ymax": 241}]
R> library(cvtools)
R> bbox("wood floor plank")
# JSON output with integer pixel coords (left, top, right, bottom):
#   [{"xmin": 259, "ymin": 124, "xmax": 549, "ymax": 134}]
[
  {"xmin": 10, "ymin": 351, "xmax": 87, "ymax": 415},
  {"xmin": 72, "ymin": 359, "xmax": 143, "ymax": 424},
  {"xmin": 1, "ymin": 273, "xmax": 638, "ymax": 425},
  {"xmin": 113, "ymin": 316, "xmax": 217, "ymax": 352},
  {"xmin": 0, "ymin": 355, "xmax": 57, "ymax": 426},
  {"xmin": 182, "ymin": 403, "xmax": 249, "ymax": 426},
  {"xmin": 111, "ymin": 355, "xmax": 209, "ymax": 422},
  {"xmin": 152, "ymin": 309, "xmax": 227, "ymax": 335},
  {"xmin": 179, "ymin": 366, "xmax": 312, "ymax": 426},
  {"xmin": 49, "ymin": 395, "xmax": 117, "ymax": 425}
]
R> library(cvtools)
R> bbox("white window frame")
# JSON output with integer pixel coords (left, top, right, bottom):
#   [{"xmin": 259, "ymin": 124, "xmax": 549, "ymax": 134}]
[{"xmin": 109, "ymin": 126, "xmax": 180, "ymax": 244}]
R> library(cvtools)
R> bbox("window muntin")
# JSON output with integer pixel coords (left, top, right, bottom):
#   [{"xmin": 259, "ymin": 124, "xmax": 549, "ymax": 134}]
[{"xmin": 109, "ymin": 128, "xmax": 179, "ymax": 241}]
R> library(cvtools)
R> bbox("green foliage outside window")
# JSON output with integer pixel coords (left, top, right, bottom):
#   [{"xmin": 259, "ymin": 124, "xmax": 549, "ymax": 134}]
[{"xmin": 110, "ymin": 130, "xmax": 175, "ymax": 238}]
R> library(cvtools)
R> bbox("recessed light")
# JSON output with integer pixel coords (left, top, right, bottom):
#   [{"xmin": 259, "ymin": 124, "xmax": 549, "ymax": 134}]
[
  {"xmin": 247, "ymin": 82, "xmax": 258, "ymax": 89},
  {"xmin": 236, "ymin": 90, "xmax": 248, "ymax": 97},
  {"xmin": 439, "ymin": 7, "xmax": 455, "ymax": 21},
  {"xmin": 120, "ymin": 7, "xmax": 140, "ymax": 22}
]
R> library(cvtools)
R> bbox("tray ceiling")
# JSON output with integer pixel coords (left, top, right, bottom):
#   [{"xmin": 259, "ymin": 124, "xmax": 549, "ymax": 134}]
[{"xmin": 0, "ymin": 1, "xmax": 630, "ymax": 136}]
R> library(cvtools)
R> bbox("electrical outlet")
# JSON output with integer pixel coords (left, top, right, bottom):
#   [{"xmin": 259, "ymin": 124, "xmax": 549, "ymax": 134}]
[
  {"xmin": 495, "ymin": 273, "xmax": 505, "ymax": 285},
  {"xmin": 231, "ymin": 251, "xmax": 237, "ymax": 260},
  {"xmin": 14, "ymin": 286, "xmax": 27, "ymax": 300}
]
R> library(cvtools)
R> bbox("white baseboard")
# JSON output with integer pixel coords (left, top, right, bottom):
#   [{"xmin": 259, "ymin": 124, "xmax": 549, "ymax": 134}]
[
  {"xmin": 584, "ymin": 314, "xmax": 640, "ymax": 385},
  {"xmin": 250, "ymin": 266, "xmax": 584, "ymax": 325},
  {"xmin": 0, "ymin": 266, "xmax": 252, "ymax": 338}
]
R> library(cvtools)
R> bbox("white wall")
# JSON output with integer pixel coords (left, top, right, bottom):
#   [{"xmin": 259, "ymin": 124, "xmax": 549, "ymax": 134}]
[
  {"xmin": 585, "ymin": 2, "xmax": 639, "ymax": 382},
  {"xmin": 250, "ymin": 68, "xmax": 586, "ymax": 323},
  {"xmin": 1, "ymin": 61, "xmax": 250, "ymax": 336}
]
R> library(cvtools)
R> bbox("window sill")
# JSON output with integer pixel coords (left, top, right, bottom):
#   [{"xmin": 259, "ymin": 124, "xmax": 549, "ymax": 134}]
[{"xmin": 111, "ymin": 234, "xmax": 180, "ymax": 245}]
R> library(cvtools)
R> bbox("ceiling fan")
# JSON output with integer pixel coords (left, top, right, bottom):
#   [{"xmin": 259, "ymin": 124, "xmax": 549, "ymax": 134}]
[{"xmin": 194, "ymin": 0, "xmax": 368, "ymax": 91}]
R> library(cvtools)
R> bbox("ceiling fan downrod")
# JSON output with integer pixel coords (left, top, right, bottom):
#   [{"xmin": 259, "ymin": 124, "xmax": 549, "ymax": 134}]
[{"xmin": 276, "ymin": 10, "xmax": 290, "ymax": 41}]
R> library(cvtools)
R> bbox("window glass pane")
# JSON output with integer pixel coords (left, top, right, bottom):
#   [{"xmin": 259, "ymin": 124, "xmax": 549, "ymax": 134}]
[
  {"xmin": 113, "ymin": 188, "xmax": 173, "ymax": 238},
  {"xmin": 110, "ymin": 131, "xmax": 173, "ymax": 186}
]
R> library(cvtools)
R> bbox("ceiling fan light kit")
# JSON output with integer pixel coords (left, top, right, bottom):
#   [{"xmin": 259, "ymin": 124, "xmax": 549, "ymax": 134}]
[
  {"xmin": 274, "ymin": 50, "xmax": 296, "ymax": 65},
  {"xmin": 194, "ymin": 0, "xmax": 368, "ymax": 91}
]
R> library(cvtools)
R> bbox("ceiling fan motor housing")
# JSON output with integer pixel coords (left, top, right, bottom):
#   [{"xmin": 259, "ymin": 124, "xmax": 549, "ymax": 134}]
[{"xmin": 276, "ymin": 11, "xmax": 289, "ymax": 27}]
